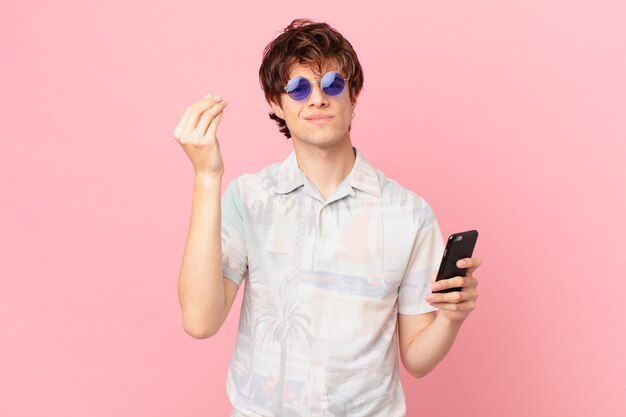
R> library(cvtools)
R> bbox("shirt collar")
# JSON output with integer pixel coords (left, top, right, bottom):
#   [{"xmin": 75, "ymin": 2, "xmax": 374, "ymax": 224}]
[{"xmin": 273, "ymin": 146, "xmax": 381, "ymax": 198}]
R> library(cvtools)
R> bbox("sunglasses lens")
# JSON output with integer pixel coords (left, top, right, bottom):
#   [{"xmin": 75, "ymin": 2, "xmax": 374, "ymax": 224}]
[
  {"xmin": 321, "ymin": 72, "xmax": 346, "ymax": 96},
  {"xmin": 286, "ymin": 77, "xmax": 311, "ymax": 101}
]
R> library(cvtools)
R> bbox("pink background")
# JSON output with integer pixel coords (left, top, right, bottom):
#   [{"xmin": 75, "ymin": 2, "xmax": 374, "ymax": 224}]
[{"xmin": 1, "ymin": 0, "xmax": 624, "ymax": 416}]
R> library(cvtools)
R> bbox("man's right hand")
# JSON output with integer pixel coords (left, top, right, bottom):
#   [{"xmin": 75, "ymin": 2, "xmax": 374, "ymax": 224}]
[{"xmin": 173, "ymin": 93, "xmax": 229, "ymax": 179}]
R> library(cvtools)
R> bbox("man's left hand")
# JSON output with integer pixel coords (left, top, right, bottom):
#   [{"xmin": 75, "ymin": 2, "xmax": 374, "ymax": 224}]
[{"xmin": 424, "ymin": 256, "xmax": 482, "ymax": 322}]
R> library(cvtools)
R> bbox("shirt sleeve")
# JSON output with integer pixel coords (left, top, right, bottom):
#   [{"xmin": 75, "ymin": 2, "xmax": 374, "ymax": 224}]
[
  {"xmin": 397, "ymin": 198, "xmax": 446, "ymax": 315},
  {"xmin": 221, "ymin": 178, "xmax": 248, "ymax": 287}
]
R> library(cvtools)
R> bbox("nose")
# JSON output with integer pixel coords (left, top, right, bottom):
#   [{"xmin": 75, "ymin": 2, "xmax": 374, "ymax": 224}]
[{"xmin": 307, "ymin": 82, "xmax": 328, "ymax": 107}]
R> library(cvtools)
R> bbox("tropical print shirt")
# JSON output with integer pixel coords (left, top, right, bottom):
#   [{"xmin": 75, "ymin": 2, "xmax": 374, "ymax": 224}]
[{"xmin": 221, "ymin": 146, "xmax": 445, "ymax": 417}]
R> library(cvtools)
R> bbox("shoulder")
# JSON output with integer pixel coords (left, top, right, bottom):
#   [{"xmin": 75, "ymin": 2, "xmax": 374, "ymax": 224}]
[
  {"xmin": 226, "ymin": 160, "xmax": 282, "ymax": 203},
  {"xmin": 374, "ymin": 169, "xmax": 436, "ymax": 228},
  {"xmin": 375, "ymin": 169, "xmax": 429, "ymax": 206}
]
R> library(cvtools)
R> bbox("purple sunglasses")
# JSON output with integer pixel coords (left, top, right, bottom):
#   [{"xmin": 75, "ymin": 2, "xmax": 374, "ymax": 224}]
[{"xmin": 284, "ymin": 71, "xmax": 349, "ymax": 101}]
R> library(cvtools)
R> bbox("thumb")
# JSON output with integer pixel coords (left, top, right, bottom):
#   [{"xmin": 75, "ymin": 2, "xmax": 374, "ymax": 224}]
[{"xmin": 430, "ymin": 270, "xmax": 437, "ymax": 284}]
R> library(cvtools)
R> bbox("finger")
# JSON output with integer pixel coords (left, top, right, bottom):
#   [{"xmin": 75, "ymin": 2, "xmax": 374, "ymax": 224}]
[
  {"xmin": 192, "ymin": 101, "xmax": 228, "ymax": 141},
  {"xmin": 183, "ymin": 97, "xmax": 222, "ymax": 139},
  {"xmin": 457, "ymin": 256, "xmax": 483, "ymax": 277},
  {"xmin": 181, "ymin": 95, "xmax": 224, "ymax": 140},
  {"xmin": 174, "ymin": 93, "xmax": 218, "ymax": 139},
  {"xmin": 426, "ymin": 290, "xmax": 466, "ymax": 304},
  {"xmin": 427, "ymin": 301, "xmax": 475, "ymax": 312},
  {"xmin": 204, "ymin": 102, "xmax": 227, "ymax": 140},
  {"xmin": 432, "ymin": 276, "xmax": 466, "ymax": 292},
  {"xmin": 427, "ymin": 288, "xmax": 477, "ymax": 304},
  {"xmin": 466, "ymin": 276, "xmax": 478, "ymax": 288},
  {"xmin": 430, "ymin": 270, "xmax": 437, "ymax": 284}
]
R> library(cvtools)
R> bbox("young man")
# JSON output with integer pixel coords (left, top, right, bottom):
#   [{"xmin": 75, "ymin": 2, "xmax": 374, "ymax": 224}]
[{"xmin": 174, "ymin": 19, "xmax": 482, "ymax": 417}]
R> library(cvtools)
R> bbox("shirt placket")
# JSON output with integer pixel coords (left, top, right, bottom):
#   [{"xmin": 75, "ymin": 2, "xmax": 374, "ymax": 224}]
[
  {"xmin": 299, "ymin": 176, "xmax": 353, "ymax": 271},
  {"xmin": 313, "ymin": 203, "xmax": 336, "ymax": 269}
]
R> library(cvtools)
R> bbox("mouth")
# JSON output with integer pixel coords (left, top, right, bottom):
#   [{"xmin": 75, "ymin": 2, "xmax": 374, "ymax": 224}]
[{"xmin": 305, "ymin": 115, "xmax": 334, "ymax": 124}]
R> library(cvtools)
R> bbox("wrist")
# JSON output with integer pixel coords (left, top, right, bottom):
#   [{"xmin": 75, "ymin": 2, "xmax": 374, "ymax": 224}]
[
  {"xmin": 195, "ymin": 173, "xmax": 223, "ymax": 186},
  {"xmin": 436, "ymin": 311, "xmax": 465, "ymax": 328}
]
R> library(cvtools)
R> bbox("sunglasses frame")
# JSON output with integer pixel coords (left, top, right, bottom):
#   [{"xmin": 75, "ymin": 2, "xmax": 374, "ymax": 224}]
[{"xmin": 283, "ymin": 71, "xmax": 350, "ymax": 101}]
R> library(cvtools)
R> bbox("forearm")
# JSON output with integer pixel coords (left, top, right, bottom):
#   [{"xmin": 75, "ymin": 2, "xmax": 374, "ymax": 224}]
[
  {"xmin": 178, "ymin": 174, "xmax": 225, "ymax": 338},
  {"xmin": 405, "ymin": 312, "xmax": 464, "ymax": 377}
]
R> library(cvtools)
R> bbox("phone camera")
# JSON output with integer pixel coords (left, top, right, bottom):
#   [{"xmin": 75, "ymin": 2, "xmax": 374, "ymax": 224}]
[{"xmin": 454, "ymin": 236, "xmax": 463, "ymax": 242}]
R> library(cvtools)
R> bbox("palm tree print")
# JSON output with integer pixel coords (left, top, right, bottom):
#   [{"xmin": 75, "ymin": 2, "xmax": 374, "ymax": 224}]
[{"xmin": 255, "ymin": 282, "xmax": 315, "ymax": 416}]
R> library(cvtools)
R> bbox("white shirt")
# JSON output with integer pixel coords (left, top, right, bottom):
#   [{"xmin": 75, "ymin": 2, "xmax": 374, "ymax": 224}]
[{"xmin": 221, "ymin": 146, "xmax": 445, "ymax": 417}]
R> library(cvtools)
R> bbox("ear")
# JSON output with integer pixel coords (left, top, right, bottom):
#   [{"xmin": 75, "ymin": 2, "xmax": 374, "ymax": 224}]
[
  {"xmin": 351, "ymin": 94, "xmax": 358, "ymax": 109},
  {"xmin": 270, "ymin": 98, "xmax": 285, "ymax": 119}
]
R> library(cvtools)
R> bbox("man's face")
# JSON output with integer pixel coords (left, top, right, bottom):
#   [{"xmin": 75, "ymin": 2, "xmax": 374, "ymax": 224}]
[{"xmin": 270, "ymin": 61, "xmax": 356, "ymax": 147}]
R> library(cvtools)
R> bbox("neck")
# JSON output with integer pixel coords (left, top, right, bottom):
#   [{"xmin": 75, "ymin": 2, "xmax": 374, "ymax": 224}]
[{"xmin": 292, "ymin": 138, "xmax": 356, "ymax": 200}]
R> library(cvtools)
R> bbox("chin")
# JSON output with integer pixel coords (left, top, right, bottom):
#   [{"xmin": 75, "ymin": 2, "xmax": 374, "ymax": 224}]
[{"xmin": 301, "ymin": 136, "xmax": 345, "ymax": 149}]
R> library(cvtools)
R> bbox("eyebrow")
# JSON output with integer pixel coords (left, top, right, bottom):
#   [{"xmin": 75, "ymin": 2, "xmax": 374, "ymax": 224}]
[{"xmin": 289, "ymin": 69, "xmax": 342, "ymax": 79}]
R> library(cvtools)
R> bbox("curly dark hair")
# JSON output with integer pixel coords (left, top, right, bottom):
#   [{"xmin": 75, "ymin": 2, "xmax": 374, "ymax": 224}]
[{"xmin": 259, "ymin": 19, "xmax": 365, "ymax": 139}]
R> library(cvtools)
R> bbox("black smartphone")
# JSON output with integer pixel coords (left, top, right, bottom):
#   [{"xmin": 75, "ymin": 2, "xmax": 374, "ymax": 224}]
[{"xmin": 433, "ymin": 230, "xmax": 479, "ymax": 293}]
